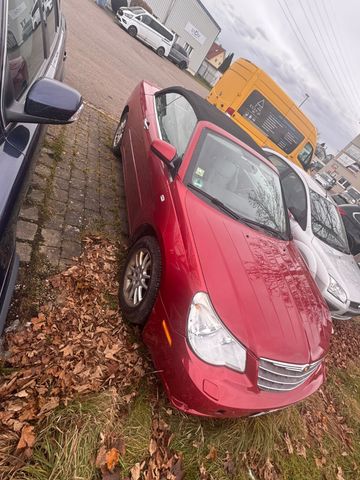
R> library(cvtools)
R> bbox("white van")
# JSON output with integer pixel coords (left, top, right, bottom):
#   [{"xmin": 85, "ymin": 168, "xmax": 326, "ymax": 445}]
[
  {"xmin": 116, "ymin": 7, "xmax": 175, "ymax": 57},
  {"xmin": 8, "ymin": 0, "xmax": 33, "ymax": 47}
]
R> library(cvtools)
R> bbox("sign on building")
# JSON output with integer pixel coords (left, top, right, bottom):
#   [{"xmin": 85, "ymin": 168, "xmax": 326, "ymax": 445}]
[
  {"xmin": 338, "ymin": 153, "xmax": 356, "ymax": 167},
  {"xmin": 346, "ymin": 144, "xmax": 360, "ymax": 162},
  {"xmin": 185, "ymin": 22, "xmax": 207, "ymax": 45}
]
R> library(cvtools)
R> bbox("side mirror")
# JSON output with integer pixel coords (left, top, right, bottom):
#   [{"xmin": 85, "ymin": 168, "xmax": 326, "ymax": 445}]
[
  {"xmin": 151, "ymin": 139, "xmax": 177, "ymax": 165},
  {"xmin": 6, "ymin": 78, "xmax": 83, "ymax": 125}
]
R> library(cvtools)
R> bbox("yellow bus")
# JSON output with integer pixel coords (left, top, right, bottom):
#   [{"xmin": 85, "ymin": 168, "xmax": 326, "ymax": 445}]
[{"xmin": 207, "ymin": 58, "xmax": 317, "ymax": 170}]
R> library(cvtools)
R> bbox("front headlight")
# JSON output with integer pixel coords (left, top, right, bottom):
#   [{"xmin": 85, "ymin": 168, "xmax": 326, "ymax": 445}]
[
  {"xmin": 327, "ymin": 275, "xmax": 347, "ymax": 304},
  {"xmin": 187, "ymin": 292, "xmax": 246, "ymax": 372}
]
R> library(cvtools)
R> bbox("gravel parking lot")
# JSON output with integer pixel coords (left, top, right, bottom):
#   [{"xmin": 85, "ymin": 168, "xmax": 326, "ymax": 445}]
[{"xmin": 62, "ymin": 0, "xmax": 208, "ymax": 119}]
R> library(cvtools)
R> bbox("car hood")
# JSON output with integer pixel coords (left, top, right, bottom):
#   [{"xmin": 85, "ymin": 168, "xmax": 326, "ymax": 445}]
[
  {"xmin": 312, "ymin": 236, "xmax": 360, "ymax": 301},
  {"xmin": 185, "ymin": 191, "xmax": 331, "ymax": 364}
]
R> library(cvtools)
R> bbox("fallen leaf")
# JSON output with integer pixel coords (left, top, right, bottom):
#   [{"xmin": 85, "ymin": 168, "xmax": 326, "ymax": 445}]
[
  {"xmin": 149, "ymin": 438, "xmax": 157, "ymax": 456},
  {"xmin": 206, "ymin": 446, "xmax": 217, "ymax": 461},
  {"xmin": 96, "ymin": 445, "xmax": 107, "ymax": 469},
  {"xmin": 337, "ymin": 466, "xmax": 345, "ymax": 480},
  {"xmin": 130, "ymin": 463, "xmax": 141, "ymax": 480},
  {"xmin": 106, "ymin": 448, "xmax": 120, "ymax": 472},
  {"xmin": 15, "ymin": 390, "xmax": 29, "ymax": 398},
  {"xmin": 61, "ymin": 345, "xmax": 74, "ymax": 357},
  {"xmin": 224, "ymin": 452, "xmax": 235, "ymax": 476},
  {"xmin": 17, "ymin": 425, "xmax": 36, "ymax": 450}
]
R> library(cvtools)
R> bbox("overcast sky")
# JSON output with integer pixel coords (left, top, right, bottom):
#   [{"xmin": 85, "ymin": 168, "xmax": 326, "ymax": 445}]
[{"xmin": 202, "ymin": 0, "xmax": 360, "ymax": 154}]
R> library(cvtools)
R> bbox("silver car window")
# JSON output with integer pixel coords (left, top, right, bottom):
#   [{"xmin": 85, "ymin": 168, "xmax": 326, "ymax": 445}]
[{"xmin": 310, "ymin": 190, "xmax": 349, "ymax": 253}]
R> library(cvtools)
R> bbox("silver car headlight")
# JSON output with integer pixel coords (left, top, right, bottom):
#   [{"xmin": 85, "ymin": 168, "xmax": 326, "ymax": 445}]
[
  {"xmin": 187, "ymin": 292, "xmax": 246, "ymax": 372},
  {"xmin": 327, "ymin": 275, "xmax": 347, "ymax": 304}
]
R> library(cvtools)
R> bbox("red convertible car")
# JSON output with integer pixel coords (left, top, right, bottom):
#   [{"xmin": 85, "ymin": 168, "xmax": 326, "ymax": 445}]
[{"xmin": 112, "ymin": 82, "xmax": 332, "ymax": 418}]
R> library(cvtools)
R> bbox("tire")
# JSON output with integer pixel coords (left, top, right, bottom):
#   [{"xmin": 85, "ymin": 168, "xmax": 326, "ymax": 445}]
[
  {"xmin": 128, "ymin": 26, "xmax": 137, "ymax": 37},
  {"xmin": 179, "ymin": 61, "xmax": 187, "ymax": 70},
  {"xmin": 112, "ymin": 111, "xmax": 128, "ymax": 158},
  {"xmin": 119, "ymin": 236, "xmax": 162, "ymax": 326},
  {"xmin": 157, "ymin": 47, "xmax": 165, "ymax": 57}
]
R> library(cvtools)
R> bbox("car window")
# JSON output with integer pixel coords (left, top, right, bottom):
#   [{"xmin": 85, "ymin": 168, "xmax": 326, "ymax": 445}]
[
  {"xmin": 44, "ymin": 0, "xmax": 57, "ymax": 47},
  {"xmin": 348, "ymin": 188, "xmax": 360, "ymax": 202},
  {"xmin": 310, "ymin": 190, "xmax": 349, "ymax": 253},
  {"xmin": 155, "ymin": 93, "xmax": 197, "ymax": 158},
  {"xmin": 7, "ymin": 0, "xmax": 45, "ymax": 100},
  {"xmin": 148, "ymin": 19, "xmax": 173, "ymax": 41},
  {"xmin": 186, "ymin": 130, "xmax": 288, "ymax": 237},
  {"xmin": 139, "ymin": 15, "xmax": 151, "ymax": 26},
  {"xmin": 267, "ymin": 154, "xmax": 307, "ymax": 230}
]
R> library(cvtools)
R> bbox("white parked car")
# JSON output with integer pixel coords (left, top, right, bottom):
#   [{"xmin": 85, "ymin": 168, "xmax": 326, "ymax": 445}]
[
  {"xmin": 265, "ymin": 149, "xmax": 360, "ymax": 320},
  {"xmin": 116, "ymin": 7, "xmax": 175, "ymax": 57},
  {"xmin": 31, "ymin": 1, "xmax": 41, "ymax": 30}
]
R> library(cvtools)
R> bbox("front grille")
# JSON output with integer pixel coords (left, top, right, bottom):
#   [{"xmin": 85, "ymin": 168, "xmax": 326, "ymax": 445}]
[
  {"xmin": 349, "ymin": 301, "xmax": 360, "ymax": 311},
  {"xmin": 258, "ymin": 358, "xmax": 322, "ymax": 392}
]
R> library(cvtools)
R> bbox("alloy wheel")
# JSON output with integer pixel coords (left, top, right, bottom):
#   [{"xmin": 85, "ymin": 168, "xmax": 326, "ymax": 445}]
[{"xmin": 123, "ymin": 248, "xmax": 152, "ymax": 306}]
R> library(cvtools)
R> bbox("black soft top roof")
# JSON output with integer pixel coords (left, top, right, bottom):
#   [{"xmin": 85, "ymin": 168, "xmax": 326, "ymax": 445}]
[{"xmin": 157, "ymin": 86, "xmax": 264, "ymax": 156}]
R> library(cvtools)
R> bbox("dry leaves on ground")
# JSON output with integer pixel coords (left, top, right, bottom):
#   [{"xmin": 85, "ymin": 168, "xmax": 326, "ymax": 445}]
[
  {"xmin": 0, "ymin": 237, "xmax": 149, "ymax": 470},
  {"xmin": 128, "ymin": 416, "xmax": 184, "ymax": 480}
]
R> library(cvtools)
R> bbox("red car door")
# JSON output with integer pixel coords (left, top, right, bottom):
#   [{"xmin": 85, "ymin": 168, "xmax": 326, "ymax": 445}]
[{"xmin": 123, "ymin": 84, "xmax": 198, "ymax": 239}]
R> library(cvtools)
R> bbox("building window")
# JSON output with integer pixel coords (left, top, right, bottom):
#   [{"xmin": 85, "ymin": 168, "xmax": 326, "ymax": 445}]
[
  {"xmin": 184, "ymin": 42, "xmax": 193, "ymax": 56},
  {"xmin": 338, "ymin": 177, "xmax": 351, "ymax": 189}
]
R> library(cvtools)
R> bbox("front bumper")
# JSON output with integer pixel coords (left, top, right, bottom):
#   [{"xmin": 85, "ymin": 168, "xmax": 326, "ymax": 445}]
[
  {"xmin": 116, "ymin": 12, "xmax": 127, "ymax": 27},
  {"xmin": 325, "ymin": 294, "xmax": 360, "ymax": 320},
  {"xmin": 144, "ymin": 309, "xmax": 325, "ymax": 418}
]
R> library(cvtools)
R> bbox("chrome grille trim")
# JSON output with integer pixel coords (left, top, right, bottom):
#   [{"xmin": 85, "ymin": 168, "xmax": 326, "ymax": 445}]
[{"xmin": 258, "ymin": 358, "xmax": 322, "ymax": 392}]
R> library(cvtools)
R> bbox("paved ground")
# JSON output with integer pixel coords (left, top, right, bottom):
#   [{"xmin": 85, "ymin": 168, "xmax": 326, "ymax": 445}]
[
  {"xmin": 16, "ymin": 105, "xmax": 121, "ymax": 268},
  {"xmin": 62, "ymin": 0, "xmax": 208, "ymax": 119}
]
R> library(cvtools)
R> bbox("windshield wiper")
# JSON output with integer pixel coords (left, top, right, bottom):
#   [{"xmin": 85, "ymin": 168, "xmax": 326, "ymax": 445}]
[
  {"xmin": 188, "ymin": 184, "xmax": 240, "ymax": 220},
  {"xmin": 188, "ymin": 184, "xmax": 288, "ymax": 240}
]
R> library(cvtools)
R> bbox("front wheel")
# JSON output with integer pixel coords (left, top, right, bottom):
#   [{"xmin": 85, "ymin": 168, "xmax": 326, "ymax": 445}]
[
  {"xmin": 156, "ymin": 47, "xmax": 165, "ymax": 57},
  {"xmin": 119, "ymin": 236, "xmax": 162, "ymax": 325},
  {"xmin": 179, "ymin": 61, "xmax": 187, "ymax": 70},
  {"xmin": 128, "ymin": 26, "xmax": 137, "ymax": 37}
]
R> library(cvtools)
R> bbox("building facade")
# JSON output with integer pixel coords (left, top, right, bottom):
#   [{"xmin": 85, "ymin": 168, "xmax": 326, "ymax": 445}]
[
  {"xmin": 206, "ymin": 42, "xmax": 225, "ymax": 68},
  {"xmin": 146, "ymin": 0, "xmax": 221, "ymax": 74},
  {"xmin": 320, "ymin": 133, "xmax": 360, "ymax": 193}
]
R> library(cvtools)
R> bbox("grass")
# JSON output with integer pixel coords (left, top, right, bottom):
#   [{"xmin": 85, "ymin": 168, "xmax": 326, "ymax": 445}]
[
  {"xmin": 17, "ymin": 392, "xmax": 119, "ymax": 480},
  {"xmin": 10, "ymin": 292, "xmax": 360, "ymax": 480}
]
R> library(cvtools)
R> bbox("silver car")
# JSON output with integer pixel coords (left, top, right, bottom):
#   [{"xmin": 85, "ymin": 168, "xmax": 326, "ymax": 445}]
[
  {"xmin": 265, "ymin": 149, "xmax": 360, "ymax": 320},
  {"xmin": 168, "ymin": 43, "xmax": 189, "ymax": 70}
]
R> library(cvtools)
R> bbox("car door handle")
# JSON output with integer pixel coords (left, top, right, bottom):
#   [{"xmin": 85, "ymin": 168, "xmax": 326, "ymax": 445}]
[{"xmin": 144, "ymin": 119, "xmax": 150, "ymax": 130}]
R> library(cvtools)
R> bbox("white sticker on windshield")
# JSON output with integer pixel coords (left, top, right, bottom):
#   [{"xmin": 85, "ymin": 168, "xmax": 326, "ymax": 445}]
[{"xmin": 195, "ymin": 167, "xmax": 205, "ymax": 177}]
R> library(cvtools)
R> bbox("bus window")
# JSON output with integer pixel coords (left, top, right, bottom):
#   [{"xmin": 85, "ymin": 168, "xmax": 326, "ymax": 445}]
[{"xmin": 298, "ymin": 142, "xmax": 314, "ymax": 170}]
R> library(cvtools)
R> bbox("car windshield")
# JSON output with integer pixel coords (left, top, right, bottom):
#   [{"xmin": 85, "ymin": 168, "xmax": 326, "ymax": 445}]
[
  {"xmin": 186, "ymin": 130, "xmax": 289, "ymax": 238},
  {"xmin": 127, "ymin": 7, "xmax": 144, "ymax": 14},
  {"xmin": 310, "ymin": 190, "xmax": 349, "ymax": 253}
]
